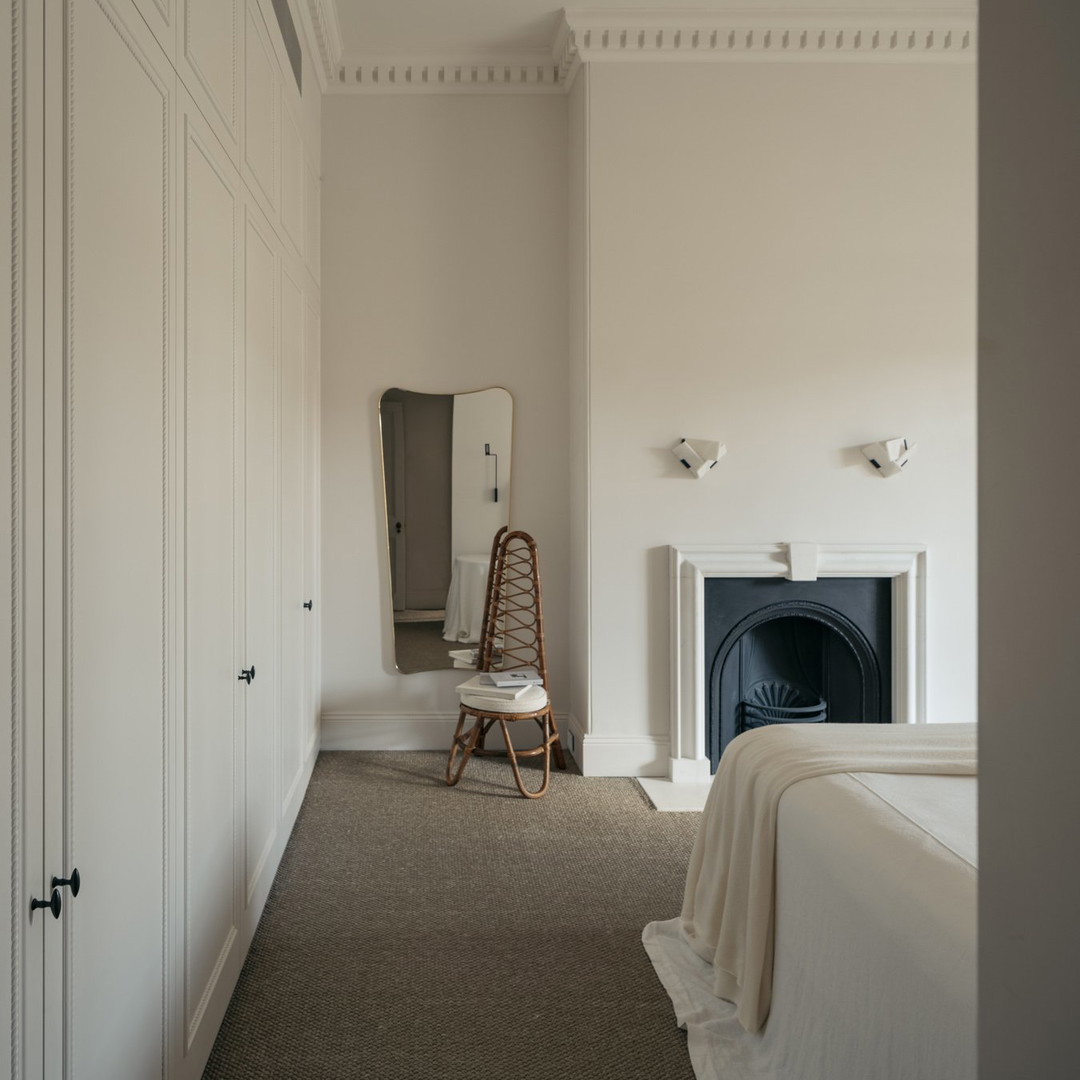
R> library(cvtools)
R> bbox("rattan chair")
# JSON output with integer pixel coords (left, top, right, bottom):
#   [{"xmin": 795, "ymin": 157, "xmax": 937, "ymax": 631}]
[{"xmin": 445, "ymin": 529, "xmax": 566, "ymax": 798}]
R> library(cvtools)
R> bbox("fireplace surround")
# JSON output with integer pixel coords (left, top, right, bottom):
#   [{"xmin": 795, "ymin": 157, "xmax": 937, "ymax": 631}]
[{"xmin": 667, "ymin": 543, "xmax": 926, "ymax": 784}]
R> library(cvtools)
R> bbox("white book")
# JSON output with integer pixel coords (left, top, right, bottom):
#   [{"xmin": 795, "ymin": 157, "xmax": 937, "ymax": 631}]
[
  {"xmin": 455, "ymin": 675, "xmax": 529, "ymax": 700},
  {"xmin": 487, "ymin": 668, "xmax": 542, "ymax": 687}
]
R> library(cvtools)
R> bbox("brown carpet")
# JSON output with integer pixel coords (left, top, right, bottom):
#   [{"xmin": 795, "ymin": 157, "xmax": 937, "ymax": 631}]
[{"xmin": 203, "ymin": 751, "xmax": 701, "ymax": 1079}]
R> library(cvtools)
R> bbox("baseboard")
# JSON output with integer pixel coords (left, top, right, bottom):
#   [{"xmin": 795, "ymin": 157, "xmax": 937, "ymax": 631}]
[
  {"xmin": 320, "ymin": 711, "xmax": 577, "ymax": 753},
  {"xmin": 575, "ymin": 732, "xmax": 670, "ymax": 778},
  {"xmin": 320, "ymin": 713, "xmax": 460, "ymax": 750}
]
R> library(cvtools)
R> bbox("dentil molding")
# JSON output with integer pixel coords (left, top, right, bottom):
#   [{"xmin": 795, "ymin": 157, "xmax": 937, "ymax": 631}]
[
  {"xmin": 318, "ymin": 6, "xmax": 976, "ymax": 95},
  {"xmin": 301, "ymin": 0, "xmax": 345, "ymax": 91}
]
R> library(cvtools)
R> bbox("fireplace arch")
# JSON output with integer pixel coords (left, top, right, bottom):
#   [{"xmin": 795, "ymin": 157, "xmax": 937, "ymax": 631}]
[{"xmin": 708, "ymin": 599, "xmax": 884, "ymax": 769}]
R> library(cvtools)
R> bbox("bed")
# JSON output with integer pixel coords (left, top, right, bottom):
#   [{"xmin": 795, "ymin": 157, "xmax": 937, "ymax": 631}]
[{"xmin": 643, "ymin": 723, "xmax": 977, "ymax": 1080}]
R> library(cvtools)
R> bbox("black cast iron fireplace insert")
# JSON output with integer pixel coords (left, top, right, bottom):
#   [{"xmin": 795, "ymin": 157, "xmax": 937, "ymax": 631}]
[{"xmin": 705, "ymin": 577, "xmax": 891, "ymax": 771}]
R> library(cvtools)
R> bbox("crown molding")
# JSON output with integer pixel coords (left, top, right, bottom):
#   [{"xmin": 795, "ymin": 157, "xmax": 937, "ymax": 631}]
[
  {"xmin": 302, "ymin": 0, "xmax": 344, "ymax": 92},
  {"xmin": 555, "ymin": 7, "xmax": 976, "ymax": 86},
  {"xmin": 329, "ymin": 52, "xmax": 563, "ymax": 95},
  {"xmin": 324, "ymin": 6, "xmax": 976, "ymax": 96}
]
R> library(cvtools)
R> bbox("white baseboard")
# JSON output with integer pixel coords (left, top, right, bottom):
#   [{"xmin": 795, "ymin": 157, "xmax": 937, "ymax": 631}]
[
  {"xmin": 320, "ymin": 713, "xmax": 459, "ymax": 750},
  {"xmin": 574, "ymin": 731, "xmax": 670, "ymax": 777},
  {"xmin": 319, "ymin": 713, "xmax": 663, "ymax": 777},
  {"xmin": 320, "ymin": 711, "xmax": 575, "ymax": 753}
]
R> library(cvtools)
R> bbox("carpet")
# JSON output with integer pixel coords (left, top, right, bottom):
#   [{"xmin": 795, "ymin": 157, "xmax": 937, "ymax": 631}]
[
  {"xmin": 393, "ymin": 621, "xmax": 458, "ymax": 672},
  {"xmin": 203, "ymin": 751, "xmax": 700, "ymax": 1079}
]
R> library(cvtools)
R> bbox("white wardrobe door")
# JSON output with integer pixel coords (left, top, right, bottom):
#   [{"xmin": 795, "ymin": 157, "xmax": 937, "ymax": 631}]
[
  {"xmin": 179, "ymin": 93, "xmax": 243, "ymax": 1070},
  {"xmin": 242, "ymin": 209, "xmax": 278, "ymax": 923},
  {"xmin": 62, "ymin": 0, "xmax": 172, "ymax": 1075},
  {"xmin": 279, "ymin": 269, "xmax": 305, "ymax": 813},
  {"xmin": 303, "ymin": 300, "xmax": 321, "ymax": 753}
]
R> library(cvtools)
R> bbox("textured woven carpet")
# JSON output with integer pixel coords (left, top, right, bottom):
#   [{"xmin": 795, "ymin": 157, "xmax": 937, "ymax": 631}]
[
  {"xmin": 392, "ymin": 622, "xmax": 458, "ymax": 672},
  {"xmin": 203, "ymin": 751, "xmax": 701, "ymax": 1079}
]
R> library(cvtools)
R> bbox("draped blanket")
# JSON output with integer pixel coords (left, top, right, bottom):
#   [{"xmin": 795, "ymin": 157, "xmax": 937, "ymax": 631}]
[{"xmin": 672, "ymin": 722, "xmax": 977, "ymax": 1033}]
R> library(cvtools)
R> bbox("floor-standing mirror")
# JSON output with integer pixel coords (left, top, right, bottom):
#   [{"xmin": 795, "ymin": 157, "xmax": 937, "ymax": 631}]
[{"xmin": 379, "ymin": 387, "xmax": 512, "ymax": 673}]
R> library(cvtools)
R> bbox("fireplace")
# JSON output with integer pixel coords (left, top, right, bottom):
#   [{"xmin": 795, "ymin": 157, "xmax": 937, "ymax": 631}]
[
  {"xmin": 705, "ymin": 576, "xmax": 891, "ymax": 769},
  {"xmin": 666, "ymin": 543, "xmax": 926, "ymax": 785}
]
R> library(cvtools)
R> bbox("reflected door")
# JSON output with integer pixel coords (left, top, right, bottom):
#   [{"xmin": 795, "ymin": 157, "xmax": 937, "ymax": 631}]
[{"xmin": 381, "ymin": 401, "xmax": 406, "ymax": 611}]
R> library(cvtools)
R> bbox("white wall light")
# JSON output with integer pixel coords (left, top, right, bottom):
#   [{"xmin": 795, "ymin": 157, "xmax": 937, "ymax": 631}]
[
  {"xmin": 672, "ymin": 438, "xmax": 726, "ymax": 478},
  {"xmin": 862, "ymin": 437, "xmax": 916, "ymax": 477}
]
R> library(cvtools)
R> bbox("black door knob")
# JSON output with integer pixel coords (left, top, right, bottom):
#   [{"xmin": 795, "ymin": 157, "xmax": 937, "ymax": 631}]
[
  {"xmin": 238, "ymin": 666, "xmax": 255, "ymax": 684},
  {"xmin": 303, "ymin": 600, "xmax": 313, "ymax": 610},
  {"xmin": 53, "ymin": 868, "xmax": 80, "ymax": 897},
  {"xmin": 30, "ymin": 889, "xmax": 62, "ymax": 919}
]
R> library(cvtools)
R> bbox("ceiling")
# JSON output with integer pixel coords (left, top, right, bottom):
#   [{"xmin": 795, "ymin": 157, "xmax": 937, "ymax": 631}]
[{"xmin": 326, "ymin": 1, "xmax": 959, "ymax": 59}]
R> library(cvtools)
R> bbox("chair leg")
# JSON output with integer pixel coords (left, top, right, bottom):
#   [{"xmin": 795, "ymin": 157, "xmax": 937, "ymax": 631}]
[
  {"xmin": 500, "ymin": 717, "xmax": 551, "ymax": 799},
  {"xmin": 446, "ymin": 709, "xmax": 482, "ymax": 787},
  {"xmin": 546, "ymin": 709, "xmax": 568, "ymax": 771}
]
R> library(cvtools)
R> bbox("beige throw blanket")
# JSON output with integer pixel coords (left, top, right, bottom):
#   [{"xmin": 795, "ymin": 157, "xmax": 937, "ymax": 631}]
[{"xmin": 677, "ymin": 722, "xmax": 977, "ymax": 1033}]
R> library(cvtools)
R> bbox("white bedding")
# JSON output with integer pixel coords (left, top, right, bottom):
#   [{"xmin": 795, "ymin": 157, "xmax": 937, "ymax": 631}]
[{"xmin": 643, "ymin": 768, "xmax": 977, "ymax": 1080}]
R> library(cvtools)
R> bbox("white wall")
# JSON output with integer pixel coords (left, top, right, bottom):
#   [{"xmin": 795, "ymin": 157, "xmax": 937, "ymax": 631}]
[
  {"xmin": 568, "ymin": 70, "xmax": 592, "ymax": 749},
  {"xmin": 451, "ymin": 388, "xmax": 513, "ymax": 559},
  {"xmin": 979, "ymin": 2, "xmax": 1080, "ymax": 1075},
  {"xmin": 321, "ymin": 94, "xmax": 569, "ymax": 747},
  {"xmin": 573, "ymin": 61, "xmax": 977, "ymax": 773}
]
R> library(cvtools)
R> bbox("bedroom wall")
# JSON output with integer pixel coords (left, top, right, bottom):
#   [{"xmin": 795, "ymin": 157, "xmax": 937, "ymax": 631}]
[
  {"xmin": 572, "ymin": 61, "xmax": 977, "ymax": 774},
  {"xmin": 979, "ymin": 1, "xmax": 1080, "ymax": 1074},
  {"xmin": 567, "ymin": 69, "xmax": 592, "ymax": 744},
  {"xmin": 320, "ymin": 94, "xmax": 569, "ymax": 747}
]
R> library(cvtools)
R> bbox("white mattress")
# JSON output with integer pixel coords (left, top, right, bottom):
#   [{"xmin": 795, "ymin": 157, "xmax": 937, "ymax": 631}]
[{"xmin": 643, "ymin": 771, "xmax": 977, "ymax": 1080}]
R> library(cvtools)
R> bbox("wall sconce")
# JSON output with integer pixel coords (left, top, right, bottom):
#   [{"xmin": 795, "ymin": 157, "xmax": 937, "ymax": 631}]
[
  {"xmin": 484, "ymin": 443, "xmax": 499, "ymax": 502},
  {"xmin": 672, "ymin": 438, "xmax": 726, "ymax": 478},
  {"xmin": 861, "ymin": 437, "xmax": 916, "ymax": 478}
]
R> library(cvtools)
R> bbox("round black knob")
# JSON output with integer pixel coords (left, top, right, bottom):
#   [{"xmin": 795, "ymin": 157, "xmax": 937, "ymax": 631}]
[
  {"xmin": 53, "ymin": 868, "xmax": 80, "ymax": 897},
  {"xmin": 238, "ymin": 666, "xmax": 255, "ymax": 684},
  {"xmin": 303, "ymin": 600, "xmax": 313, "ymax": 610},
  {"xmin": 30, "ymin": 889, "xmax": 62, "ymax": 919}
]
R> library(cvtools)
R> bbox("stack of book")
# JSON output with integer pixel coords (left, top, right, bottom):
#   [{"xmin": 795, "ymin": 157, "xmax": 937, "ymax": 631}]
[{"xmin": 456, "ymin": 668, "xmax": 543, "ymax": 704}]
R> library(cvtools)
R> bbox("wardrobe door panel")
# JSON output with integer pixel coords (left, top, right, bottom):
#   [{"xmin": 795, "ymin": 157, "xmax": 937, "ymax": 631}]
[
  {"xmin": 281, "ymin": 107, "xmax": 304, "ymax": 256},
  {"xmin": 279, "ymin": 269, "xmax": 304, "ymax": 810},
  {"xmin": 179, "ymin": 0, "xmax": 241, "ymax": 155},
  {"xmin": 243, "ymin": 209, "xmax": 278, "ymax": 919},
  {"xmin": 63, "ymin": 0, "xmax": 172, "ymax": 1075},
  {"xmin": 242, "ymin": 4, "xmax": 278, "ymax": 221},
  {"xmin": 304, "ymin": 157, "xmax": 320, "ymax": 284},
  {"xmin": 303, "ymin": 300, "xmax": 320, "ymax": 752},
  {"xmin": 180, "ymin": 95, "xmax": 242, "ymax": 1062},
  {"xmin": 131, "ymin": 0, "xmax": 174, "ymax": 61}
]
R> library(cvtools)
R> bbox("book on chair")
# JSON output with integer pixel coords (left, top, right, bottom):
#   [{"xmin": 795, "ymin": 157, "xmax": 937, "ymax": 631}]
[
  {"xmin": 486, "ymin": 668, "xmax": 542, "ymax": 688},
  {"xmin": 454, "ymin": 675, "xmax": 530, "ymax": 700}
]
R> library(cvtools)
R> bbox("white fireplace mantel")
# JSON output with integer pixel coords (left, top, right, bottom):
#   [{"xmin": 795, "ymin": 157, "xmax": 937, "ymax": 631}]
[{"xmin": 667, "ymin": 542, "xmax": 926, "ymax": 784}]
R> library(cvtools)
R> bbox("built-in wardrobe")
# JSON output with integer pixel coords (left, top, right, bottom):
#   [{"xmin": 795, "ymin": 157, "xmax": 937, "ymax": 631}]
[{"xmin": 3, "ymin": 1, "xmax": 322, "ymax": 1076}]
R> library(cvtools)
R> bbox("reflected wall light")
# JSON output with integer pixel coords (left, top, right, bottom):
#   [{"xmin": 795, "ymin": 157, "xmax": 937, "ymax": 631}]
[{"xmin": 484, "ymin": 443, "xmax": 499, "ymax": 502}]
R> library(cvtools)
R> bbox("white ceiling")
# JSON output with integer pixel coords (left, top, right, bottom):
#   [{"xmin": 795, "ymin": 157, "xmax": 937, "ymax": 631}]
[{"xmin": 327, "ymin": 1, "xmax": 967, "ymax": 59}]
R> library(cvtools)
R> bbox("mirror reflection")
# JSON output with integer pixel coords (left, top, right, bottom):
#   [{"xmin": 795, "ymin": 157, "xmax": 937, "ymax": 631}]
[{"xmin": 380, "ymin": 387, "xmax": 512, "ymax": 673}]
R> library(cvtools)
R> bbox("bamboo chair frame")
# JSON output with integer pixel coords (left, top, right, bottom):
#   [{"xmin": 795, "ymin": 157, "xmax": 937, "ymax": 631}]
[{"xmin": 446, "ymin": 529, "xmax": 566, "ymax": 798}]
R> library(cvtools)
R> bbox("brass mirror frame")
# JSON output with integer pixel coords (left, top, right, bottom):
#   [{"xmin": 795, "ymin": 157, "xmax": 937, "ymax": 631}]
[{"xmin": 378, "ymin": 386, "xmax": 513, "ymax": 673}]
